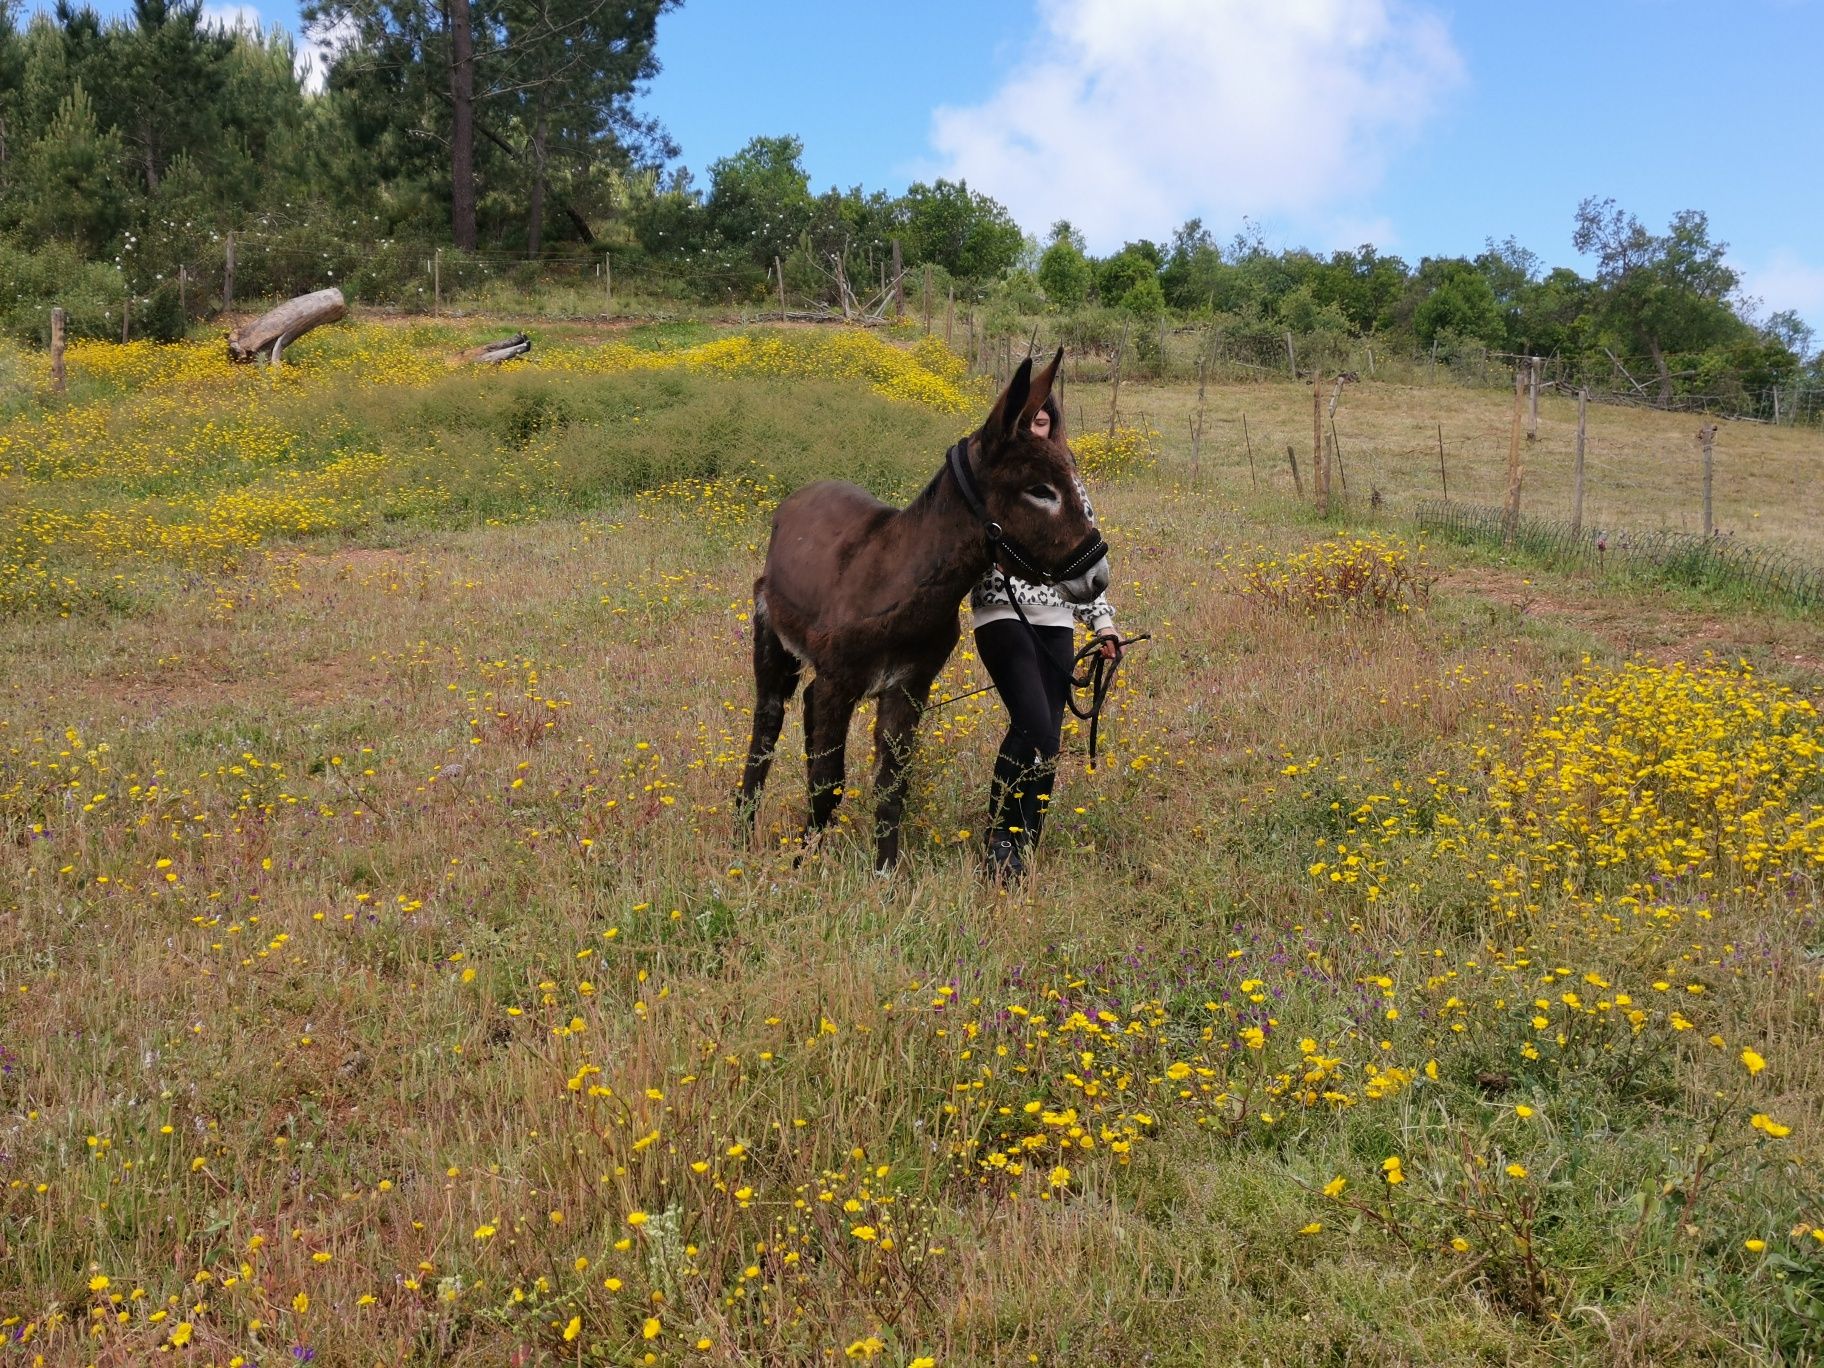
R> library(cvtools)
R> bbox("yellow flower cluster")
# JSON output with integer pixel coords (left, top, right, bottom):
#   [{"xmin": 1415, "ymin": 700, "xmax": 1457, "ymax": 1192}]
[
  {"xmin": 1485, "ymin": 658, "xmax": 1824, "ymax": 890},
  {"xmin": 61, "ymin": 337, "xmax": 238, "ymax": 391},
  {"xmin": 1068, "ymin": 424, "xmax": 1158, "ymax": 481},
  {"xmin": 634, "ymin": 471, "xmax": 784, "ymax": 543},
  {"xmin": 1243, "ymin": 532, "xmax": 1433, "ymax": 614},
  {"xmin": 1, "ymin": 324, "xmax": 975, "ymax": 614},
  {"xmin": 542, "ymin": 328, "xmax": 983, "ymax": 415},
  {"xmin": 1298, "ymin": 656, "xmax": 1813, "ymax": 1222},
  {"xmin": 1320, "ymin": 657, "xmax": 1824, "ymax": 914}
]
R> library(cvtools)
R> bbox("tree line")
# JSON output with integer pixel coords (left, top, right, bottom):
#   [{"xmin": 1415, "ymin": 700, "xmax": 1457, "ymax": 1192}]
[{"xmin": 1, "ymin": 0, "xmax": 1815, "ymax": 416}]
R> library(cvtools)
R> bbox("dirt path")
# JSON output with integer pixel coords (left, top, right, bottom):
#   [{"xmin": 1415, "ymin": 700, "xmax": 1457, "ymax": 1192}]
[{"xmin": 1437, "ymin": 565, "xmax": 1824, "ymax": 680}]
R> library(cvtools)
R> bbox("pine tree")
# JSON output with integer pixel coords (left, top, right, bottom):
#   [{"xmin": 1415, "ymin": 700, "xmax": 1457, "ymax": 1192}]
[{"xmin": 16, "ymin": 79, "xmax": 126, "ymax": 251}]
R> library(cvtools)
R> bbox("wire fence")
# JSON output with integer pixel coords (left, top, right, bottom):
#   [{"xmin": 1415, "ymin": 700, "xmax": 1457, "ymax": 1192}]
[{"xmin": 1415, "ymin": 498, "xmax": 1824, "ymax": 610}]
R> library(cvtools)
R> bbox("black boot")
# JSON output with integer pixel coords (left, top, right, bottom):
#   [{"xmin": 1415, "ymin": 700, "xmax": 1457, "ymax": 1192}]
[
  {"xmin": 983, "ymin": 830, "xmax": 1026, "ymax": 883},
  {"xmin": 982, "ymin": 759, "xmax": 1053, "ymax": 882}
]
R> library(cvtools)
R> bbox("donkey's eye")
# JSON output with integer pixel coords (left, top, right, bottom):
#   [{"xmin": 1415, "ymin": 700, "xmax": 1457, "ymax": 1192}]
[{"xmin": 1026, "ymin": 484, "xmax": 1059, "ymax": 502}]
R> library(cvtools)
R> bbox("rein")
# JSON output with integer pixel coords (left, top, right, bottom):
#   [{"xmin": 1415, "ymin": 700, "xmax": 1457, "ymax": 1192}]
[{"xmin": 1004, "ymin": 589, "xmax": 1150, "ymax": 768}]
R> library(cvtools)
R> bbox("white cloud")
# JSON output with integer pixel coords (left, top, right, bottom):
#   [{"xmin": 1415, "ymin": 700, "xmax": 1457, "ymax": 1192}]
[
  {"xmin": 1739, "ymin": 248, "xmax": 1824, "ymax": 341},
  {"xmin": 200, "ymin": 2, "xmax": 264, "ymax": 36},
  {"xmin": 296, "ymin": 15, "xmax": 357, "ymax": 95},
  {"xmin": 927, "ymin": 0, "xmax": 1463, "ymax": 251},
  {"xmin": 200, "ymin": 2, "xmax": 352, "ymax": 94}
]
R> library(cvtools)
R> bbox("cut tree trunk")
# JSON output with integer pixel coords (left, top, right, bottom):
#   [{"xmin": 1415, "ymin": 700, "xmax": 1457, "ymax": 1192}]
[
  {"xmin": 226, "ymin": 288, "xmax": 347, "ymax": 364},
  {"xmin": 458, "ymin": 333, "xmax": 531, "ymax": 364}
]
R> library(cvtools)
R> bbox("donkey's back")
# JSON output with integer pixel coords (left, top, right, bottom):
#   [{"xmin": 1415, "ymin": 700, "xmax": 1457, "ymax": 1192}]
[{"xmin": 756, "ymin": 480, "xmax": 941, "ymax": 675}]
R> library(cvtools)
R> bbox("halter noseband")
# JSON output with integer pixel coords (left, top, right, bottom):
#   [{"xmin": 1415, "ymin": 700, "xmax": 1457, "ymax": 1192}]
[{"xmin": 945, "ymin": 440, "xmax": 1108, "ymax": 587}]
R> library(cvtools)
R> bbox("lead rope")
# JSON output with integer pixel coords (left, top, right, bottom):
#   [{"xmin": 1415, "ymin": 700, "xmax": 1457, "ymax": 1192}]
[{"xmin": 1003, "ymin": 588, "xmax": 1149, "ymax": 769}]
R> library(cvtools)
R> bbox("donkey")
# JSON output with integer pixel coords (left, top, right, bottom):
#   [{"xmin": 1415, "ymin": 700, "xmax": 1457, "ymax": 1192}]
[{"xmin": 738, "ymin": 349, "xmax": 1110, "ymax": 871}]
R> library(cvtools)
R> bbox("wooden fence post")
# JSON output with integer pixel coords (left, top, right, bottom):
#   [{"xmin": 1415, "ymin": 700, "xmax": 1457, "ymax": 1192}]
[
  {"xmin": 1525, "ymin": 355, "xmax": 1539, "ymax": 441},
  {"xmin": 1286, "ymin": 444, "xmax": 1304, "ymax": 500},
  {"xmin": 1188, "ymin": 414, "xmax": 1201, "ymax": 487},
  {"xmin": 1284, "ymin": 330, "xmax": 1297, "ymax": 379},
  {"xmin": 1325, "ymin": 376, "xmax": 1348, "ymax": 495},
  {"xmin": 1312, "ymin": 373, "xmax": 1329, "ymax": 514},
  {"xmin": 922, "ymin": 264, "xmax": 932, "ymax": 333},
  {"xmin": 1502, "ymin": 362, "xmax": 1525, "ymax": 542},
  {"xmin": 434, "ymin": 248, "xmax": 442, "ymax": 316},
  {"xmin": 945, "ymin": 286, "xmax": 954, "ymax": 347},
  {"xmin": 890, "ymin": 239, "xmax": 905, "ymax": 318},
  {"xmin": 1242, "ymin": 411, "xmax": 1257, "ymax": 490},
  {"xmin": 776, "ymin": 256, "xmax": 786, "ymax": 321},
  {"xmin": 1194, "ymin": 356, "xmax": 1207, "ymax": 455},
  {"xmin": 1572, "ymin": 388, "xmax": 1587, "ymax": 536},
  {"xmin": 178, "ymin": 264, "xmax": 187, "ymax": 324},
  {"xmin": 1698, "ymin": 422, "xmax": 1718, "ymax": 538},
  {"xmin": 223, "ymin": 231, "xmax": 236, "ymax": 314},
  {"xmin": 1107, "ymin": 320, "xmax": 1128, "ymax": 438},
  {"xmin": 121, "ymin": 292, "xmax": 130, "ymax": 344},
  {"xmin": 50, "ymin": 306, "xmax": 67, "ymax": 393},
  {"xmin": 1436, "ymin": 422, "xmax": 1448, "ymax": 499}
]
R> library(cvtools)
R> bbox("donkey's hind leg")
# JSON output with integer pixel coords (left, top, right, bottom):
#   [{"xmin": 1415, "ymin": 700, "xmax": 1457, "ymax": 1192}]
[
  {"xmin": 870, "ymin": 680, "xmax": 930, "ymax": 872},
  {"xmin": 737, "ymin": 595, "xmax": 801, "ymax": 835}
]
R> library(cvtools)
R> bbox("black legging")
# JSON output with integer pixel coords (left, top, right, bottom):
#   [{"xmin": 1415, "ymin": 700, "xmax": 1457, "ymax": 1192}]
[{"xmin": 975, "ymin": 618, "xmax": 1075, "ymax": 843}]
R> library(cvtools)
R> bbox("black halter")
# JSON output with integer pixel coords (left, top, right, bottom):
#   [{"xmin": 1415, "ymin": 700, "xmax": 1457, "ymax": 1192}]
[{"xmin": 945, "ymin": 440, "xmax": 1108, "ymax": 586}]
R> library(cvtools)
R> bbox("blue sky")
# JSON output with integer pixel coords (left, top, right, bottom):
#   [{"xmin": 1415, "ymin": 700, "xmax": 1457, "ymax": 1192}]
[{"xmin": 53, "ymin": 0, "xmax": 1824, "ymax": 330}]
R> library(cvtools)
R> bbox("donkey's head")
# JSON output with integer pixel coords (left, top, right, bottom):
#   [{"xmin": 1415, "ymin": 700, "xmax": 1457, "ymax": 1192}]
[{"xmin": 967, "ymin": 348, "xmax": 1111, "ymax": 603}]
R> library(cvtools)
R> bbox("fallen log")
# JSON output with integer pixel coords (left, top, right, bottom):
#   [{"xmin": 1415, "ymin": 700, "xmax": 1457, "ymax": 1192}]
[
  {"xmin": 227, "ymin": 287, "xmax": 347, "ymax": 364},
  {"xmin": 457, "ymin": 333, "xmax": 532, "ymax": 364}
]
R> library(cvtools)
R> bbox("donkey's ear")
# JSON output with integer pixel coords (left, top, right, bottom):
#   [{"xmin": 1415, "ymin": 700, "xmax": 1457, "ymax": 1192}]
[
  {"xmin": 980, "ymin": 355, "xmax": 1035, "ymax": 451},
  {"xmin": 1017, "ymin": 347, "xmax": 1064, "ymax": 429}
]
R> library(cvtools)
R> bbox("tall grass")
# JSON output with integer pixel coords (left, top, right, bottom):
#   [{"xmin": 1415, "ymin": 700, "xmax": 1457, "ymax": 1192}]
[{"xmin": 1, "ymin": 327, "xmax": 1821, "ymax": 1365}]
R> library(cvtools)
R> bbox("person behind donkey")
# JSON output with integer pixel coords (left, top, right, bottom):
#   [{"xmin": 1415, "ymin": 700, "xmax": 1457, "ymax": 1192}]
[{"xmin": 969, "ymin": 395, "xmax": 1120, "ymax": 880}]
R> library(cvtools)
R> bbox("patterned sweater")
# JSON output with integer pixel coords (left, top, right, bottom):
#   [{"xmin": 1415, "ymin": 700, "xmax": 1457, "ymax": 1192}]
[{"xmin": 969, "ymin": 475, "xmax": 1116, "ymax": 633}]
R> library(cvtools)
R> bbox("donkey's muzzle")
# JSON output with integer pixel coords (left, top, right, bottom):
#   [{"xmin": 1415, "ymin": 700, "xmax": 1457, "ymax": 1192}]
[
  {"xmin": 1058, "ymin": 553, "xmax": 1110, "ymax": 604},
  {"xmin": 1049, "ymin": 531, "xmax": 1109, "ymax": 603}
]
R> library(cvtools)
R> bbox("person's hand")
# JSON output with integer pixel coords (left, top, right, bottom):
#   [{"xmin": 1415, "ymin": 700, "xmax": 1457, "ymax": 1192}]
[{"xmin": 1096, "ymin": 630, "xmax": 1122, "ymax": 663}]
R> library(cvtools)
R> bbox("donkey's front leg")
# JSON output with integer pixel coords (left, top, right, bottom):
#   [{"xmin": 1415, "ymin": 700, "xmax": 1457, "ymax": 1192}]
[
  {"xmin": 801, "ymin": 677, "xmax": 858, "ymax": 847},
  {"xmin": 871, "ymin": 683, "xmax": 929, "ymax": 872}
]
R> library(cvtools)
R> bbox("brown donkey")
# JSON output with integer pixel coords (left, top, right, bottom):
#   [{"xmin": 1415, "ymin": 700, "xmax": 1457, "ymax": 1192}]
[{"xmin": 738, "ymin": 349, "xmax": 1110, "ymax": 871}]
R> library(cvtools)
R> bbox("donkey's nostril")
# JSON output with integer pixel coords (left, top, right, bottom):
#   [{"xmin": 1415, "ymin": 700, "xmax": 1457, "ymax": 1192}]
[{"xmin": 1059, "ymin": 556, "xmax": 1110, "ymax": 604}]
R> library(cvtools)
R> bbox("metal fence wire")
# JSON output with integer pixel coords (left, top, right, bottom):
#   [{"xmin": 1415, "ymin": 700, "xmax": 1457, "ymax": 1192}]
[{"xmin": 1415, "ymin": 499, "xmax": 1824, "ymax": 611}]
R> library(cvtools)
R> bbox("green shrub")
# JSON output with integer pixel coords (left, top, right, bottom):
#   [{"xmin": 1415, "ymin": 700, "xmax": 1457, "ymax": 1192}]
[{"xmin": 0, "ymin": 237, "xmax": 128, "ymax": 344}]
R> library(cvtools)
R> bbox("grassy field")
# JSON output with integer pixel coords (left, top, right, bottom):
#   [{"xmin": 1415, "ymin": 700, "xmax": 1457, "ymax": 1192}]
[
  {"xmin": 1065, "ymin": 364, "xmax": 1824, "ymax": 562},
  {"xmin": 2, "ymin": 322, "xmax": 1823, "ymax": 1366}
]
